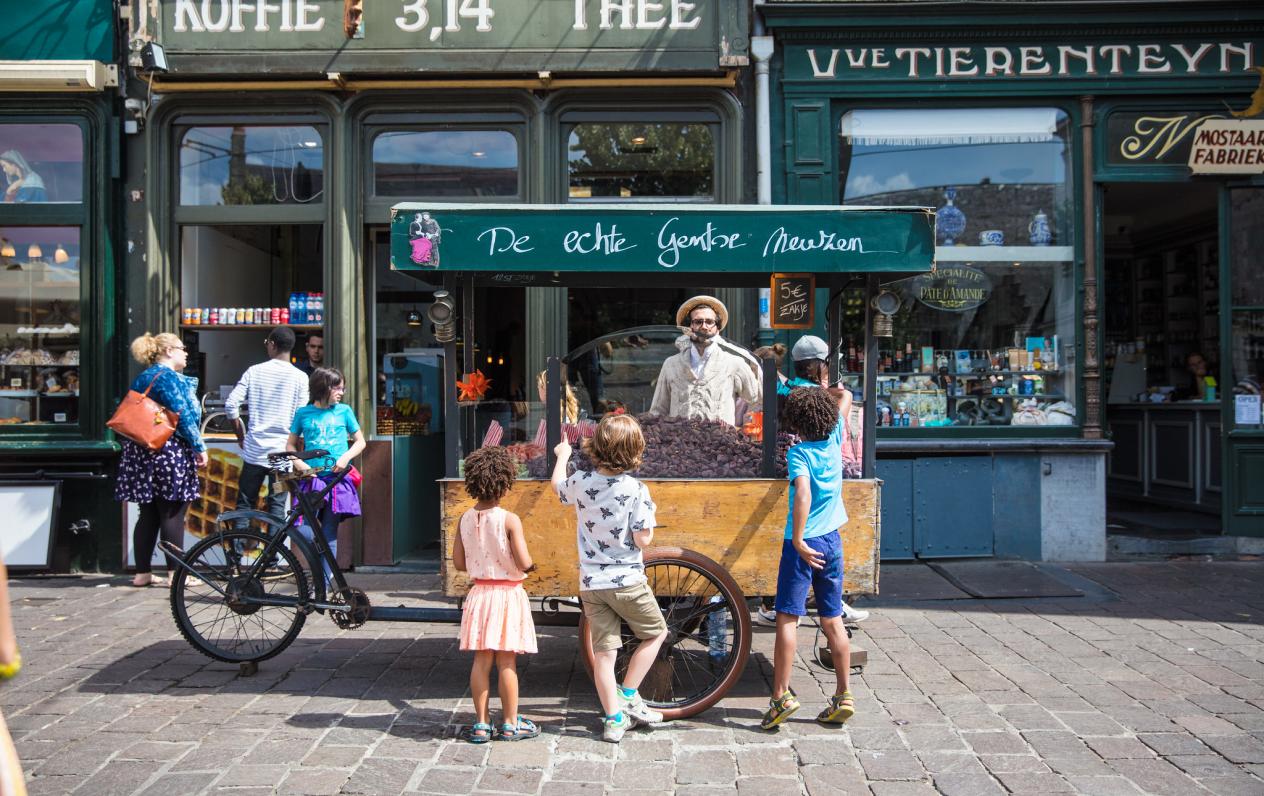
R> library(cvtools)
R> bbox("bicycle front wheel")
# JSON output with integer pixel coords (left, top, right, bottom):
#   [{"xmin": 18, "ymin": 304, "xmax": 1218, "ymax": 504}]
[{"xmin": 171, "ymin": 529, "xmax": 309, "ymax": 663}]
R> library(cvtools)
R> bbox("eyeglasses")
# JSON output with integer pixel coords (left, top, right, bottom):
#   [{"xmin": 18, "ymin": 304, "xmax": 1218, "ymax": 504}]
[{"xmin": 690, "ymin": 318, "xmax": 718, "ymax": 327}]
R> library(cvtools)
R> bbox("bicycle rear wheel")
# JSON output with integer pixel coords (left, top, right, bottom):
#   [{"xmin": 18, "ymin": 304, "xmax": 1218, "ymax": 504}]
[
  {"xmin": 170, "ymin": 529, "xmax": 309, "ymax": 663},
  {"xmin": 579, "ymin": 547, "xmax": 751, "ymax": 719}
]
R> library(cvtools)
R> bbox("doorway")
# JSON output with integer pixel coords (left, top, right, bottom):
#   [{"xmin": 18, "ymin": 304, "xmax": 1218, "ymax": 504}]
[{"xmin": 1102, "ymin": 182, "xmax": 1221, "ymax": 536}]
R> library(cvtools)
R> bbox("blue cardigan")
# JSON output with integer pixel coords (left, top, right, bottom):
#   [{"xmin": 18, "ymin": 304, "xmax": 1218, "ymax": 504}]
[{"xmin": 130, "ymin": 364, "xmax": 206, "ymax": 452}]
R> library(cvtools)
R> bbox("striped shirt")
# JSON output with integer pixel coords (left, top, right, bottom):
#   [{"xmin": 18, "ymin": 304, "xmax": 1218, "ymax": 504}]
[{"xmin": 226, "ymin": 358, "xmax": 310, "ymax": 467}]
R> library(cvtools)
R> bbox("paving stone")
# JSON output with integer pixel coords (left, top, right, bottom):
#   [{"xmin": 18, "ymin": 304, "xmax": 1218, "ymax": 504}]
[
  {"xmin": 735, "ymin": 747, "xmax": 797, "ymax": 777},
  {"xmin": 1167, "ymin": 754, "xmax": 1250, "ymax": 778},
  {"xmin": 978, "ymin": 754, "xmax": 1048, "ymax": 774},
  {"xmin": 1202, "ymin": 734, "xmax": 1264, "ymax": 764},
  {"xmin": 994, "ymin": 770, "xmax": 1075, "ymax": 793},
  {"xmin": 341, "ymin": 759, "xmax": 419, "ymax": 794},
  {"xmin": 867, "ymin": 782, "xmax": 940, "ymax": 796},
  {"xmin": 932, "ymin": 771, "xmax": 1007, "ymax": 796},
  {"xmin": 1084, "ymin": 736, "xmax": 1155, "ymax": 759},
  {"xmin": 1138, "ymin": 732, "xmax": 1213, "ymax": 756},
  {"xmin": 1197, "ymin": 775, "xmax": 1264, "ymax": 796},
  {"xmin": 218, "ymin": 764, "xmax": 292, "ymax": 787},
  {"xmin": 550, "ymin": 760, "xmax": 613, "ymax": 782},
  {"xmin": 539, "ymin": 783, "xmax": 606, "ymax": 796},
  {"xmin": 279, "ymin": 768, "xmax": 351, "ymax": 795},
  {"xmin": 1062, "ymin": 775, "xmax": 1147, "ymax": 795},
  {"xmin": 475, "ymin": 766, "xmax": 544, "ymax": 793},
  {"xmin": 617, "ymin": 739, "xmax": 674, "ymax": 761},
  {"xmin": 74, "ymin": 760, "xmax": 162, "ymax": 796},
  {"xmin": 964, "ymin": 731, "xmax": 1029, "ymax": 755},
  {"xmin": 135, "ymin": 772, "xmax": 219, "ymax": 796},
  {"xmin": 801, "ymin": 764, "xmax": 871, "ymax": 796},
  {"xmin": 611, "ymin": 761, "xmax": 673, "ymax": 791},
  {"xmin": 736, "ymin": 776, "xmax": 802, "ymax": 796},
  {"xmin": 1108, "ymin": 758, "xmax": 1207, "ymax": 796},
  {"xmin": 674, "ymin": 750, "xmax": 735, "ymax": 785},
  {"xmin": 857, "ymin": 749, "xmax": 924, "ymax": 781},
  {"xmin": 412, "ymin": 766, "xmax": 481, "ymax": 794}
]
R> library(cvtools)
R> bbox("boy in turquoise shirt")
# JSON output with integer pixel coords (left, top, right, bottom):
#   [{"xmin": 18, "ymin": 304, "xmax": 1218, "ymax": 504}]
[{"xmin": 761, "ymin": 386, "xmax": 855, "ymax": 730}]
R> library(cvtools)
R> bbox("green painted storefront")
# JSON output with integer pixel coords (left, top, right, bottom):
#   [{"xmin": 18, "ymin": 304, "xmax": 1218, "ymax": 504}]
[
  {"xmin": 763, "ymin": 0, "xmax": 1264, "ymax": 557},
  {"xmin": 0, "ymin": 0, "xmax": 122, "ymax": 571}
]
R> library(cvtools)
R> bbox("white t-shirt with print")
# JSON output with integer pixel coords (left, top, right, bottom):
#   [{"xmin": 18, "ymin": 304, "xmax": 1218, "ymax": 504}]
[{"xmin": 557, "ymin": 469, "xmax": 656, "ymax": 591}]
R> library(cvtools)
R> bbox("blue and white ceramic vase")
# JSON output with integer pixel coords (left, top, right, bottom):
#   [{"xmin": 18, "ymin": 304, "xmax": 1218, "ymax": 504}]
[
  {"xmin": 1028, "ymin": 209, "xmax": 1052, "ymax": 246},
  {"xmin": 935, "ymin": 188, "xmax": 966, "ymax": 245}
]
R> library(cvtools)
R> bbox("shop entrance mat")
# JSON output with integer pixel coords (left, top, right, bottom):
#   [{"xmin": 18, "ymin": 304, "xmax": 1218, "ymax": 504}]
[
  {"xmin": 927, "ymin": 561, "xmax": 1084, "ymax": 599},
  {"xmin": 878, "ymin": 562, "xmax": 971, "ymax": 600}
]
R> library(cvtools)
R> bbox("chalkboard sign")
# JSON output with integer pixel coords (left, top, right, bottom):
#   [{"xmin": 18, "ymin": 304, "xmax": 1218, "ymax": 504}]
[{"xmin": 770, "ymin": 273, "xmax": 814, "ymax": 329}]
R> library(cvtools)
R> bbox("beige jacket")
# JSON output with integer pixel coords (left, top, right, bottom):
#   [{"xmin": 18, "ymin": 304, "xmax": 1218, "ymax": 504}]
[{"xmin": 649, "ymin": 345, "xmax": 761, "ymax": 422}]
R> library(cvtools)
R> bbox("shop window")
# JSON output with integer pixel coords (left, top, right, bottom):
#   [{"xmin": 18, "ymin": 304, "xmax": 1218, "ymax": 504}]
[
  {"xmin": 177, "ymin": 224, "xmax": 323, "ymax": 405},
  {"xmin": 839, "ymin": 107, "xmax": 1077, "ymax": 429},
  {"xmin": 0, "ymin": 124, "xmax": 83, "ymax": 204},
  {"xmin": 179, "ymin": 126, "xmax": 324, "ymax": 206},
  {"xmin": 0, "ymin": 227, "xmax": 82, "ymax": 426},
  {"xmin": 567, "ymin": 122, "xmax": 715, "ymax": 201},
  {"xmin": 368, "ymin": 227, "xmax": 446, "ymax": 437},
  {"xmin": 1230, "ymin": 188, "xmax": 1264, "ymax": 428},
  {"xmin": 371, "ymin": 130, "xmax": 519, "ymax": 198}
]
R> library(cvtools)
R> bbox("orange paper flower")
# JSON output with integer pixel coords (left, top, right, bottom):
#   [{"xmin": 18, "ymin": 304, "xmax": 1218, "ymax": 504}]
[
  {"xmin": 742, "ymin": 411, "xmax": 764, "ymax": 442},
  {"xmin": 456, "ymin": 370, "xmax": 492, "ymax": 402}
]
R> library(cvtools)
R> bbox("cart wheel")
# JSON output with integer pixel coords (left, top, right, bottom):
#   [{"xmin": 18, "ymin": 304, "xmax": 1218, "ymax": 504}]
[{"xmin": 578, "ymin": 547, "xmax": 751, "ymax": 720}]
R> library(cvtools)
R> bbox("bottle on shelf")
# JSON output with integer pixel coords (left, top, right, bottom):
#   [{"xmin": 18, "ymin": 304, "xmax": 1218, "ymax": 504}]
[{"xmin": 288, "ymin": 293, "xmax": 299, "ymax": 325}]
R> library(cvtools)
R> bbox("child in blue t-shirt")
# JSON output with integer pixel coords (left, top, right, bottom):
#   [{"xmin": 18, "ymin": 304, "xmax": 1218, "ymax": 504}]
[
  {"xmin": 287, "ymin": 367, "xmax": 366, "ymax": 584},
  {"xmin": 760, "ymin": 386, "xmax": 854, "ymax": 731}
]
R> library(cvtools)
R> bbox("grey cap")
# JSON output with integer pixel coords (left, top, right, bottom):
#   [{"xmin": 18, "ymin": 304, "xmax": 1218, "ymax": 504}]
[{"xmin": 791, "ymin": 335, "xmax": 829, "ymax": 362}]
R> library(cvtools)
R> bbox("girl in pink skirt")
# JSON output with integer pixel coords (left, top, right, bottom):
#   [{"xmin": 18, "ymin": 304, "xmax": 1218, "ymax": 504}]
[{"xmin": 453, "ymin": 446, "xmax": 539, "ymax": 743}]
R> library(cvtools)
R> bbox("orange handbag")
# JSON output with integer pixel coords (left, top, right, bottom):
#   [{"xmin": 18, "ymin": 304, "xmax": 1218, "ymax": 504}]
[{"xmin": 107, "ymin": 373, "xmax": 179, "ymax": 451}]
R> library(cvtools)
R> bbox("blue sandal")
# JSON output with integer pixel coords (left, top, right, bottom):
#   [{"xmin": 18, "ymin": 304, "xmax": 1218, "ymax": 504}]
[
  {"xmin": 465, "ymin": 722, "xmax": 494, "ymax": 744},
  {"xmin": 500, "ymin": 716, "xmax": 540, "ymax": 741}
]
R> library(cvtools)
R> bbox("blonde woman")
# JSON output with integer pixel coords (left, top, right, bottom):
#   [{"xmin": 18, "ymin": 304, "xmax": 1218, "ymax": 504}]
[
  {"xmin": 536, "ymin": 370, "xmax": 579, "ymax": 424},
  {"xmin": 114, "ymin": 333, "xmax": 208, "ymax": 587}
]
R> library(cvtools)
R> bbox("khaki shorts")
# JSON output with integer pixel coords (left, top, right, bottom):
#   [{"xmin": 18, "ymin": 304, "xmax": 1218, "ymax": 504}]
[{"xmin": 581, "ymin": 581, "xmax": 668, "ymax": 652}]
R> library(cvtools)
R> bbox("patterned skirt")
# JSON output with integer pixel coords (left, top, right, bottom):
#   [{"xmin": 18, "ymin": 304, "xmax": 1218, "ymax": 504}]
[{"xmin": 114, "ymin": 437, "xmax": 200, "ymax": 504}]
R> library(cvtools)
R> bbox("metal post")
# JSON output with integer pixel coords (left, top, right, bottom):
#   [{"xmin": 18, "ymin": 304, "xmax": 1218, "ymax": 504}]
[
  {"xmin": 862, "ymin": 273, "xmax": 879, "ymax": 478},
  {"xmin": 1080, "ymin": 95, "xmax": 1103, "ymax": 440},
  {"xmin": 761, "ymin": 358, "xmax": 778, "ymax": 477},
  {"xmin": 462, "ymin": 275, "xmax": 477, "ymax": 460},
  {"xmin": 546, "ymin": 356, "xmax": 561, "ymax": 473}
]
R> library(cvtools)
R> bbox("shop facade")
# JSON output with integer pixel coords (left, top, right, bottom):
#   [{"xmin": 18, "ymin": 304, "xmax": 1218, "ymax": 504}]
[
  {"xmin": 0, "ymin": 1, "xmax": 122, "ymax": 571},
  {"xmin": 123, "ymin": 1, "xmax": 751, "ymax": 566},
  {"xmin": 762, "ymin": 0, "xmax": 1264, "ymax": 559}
]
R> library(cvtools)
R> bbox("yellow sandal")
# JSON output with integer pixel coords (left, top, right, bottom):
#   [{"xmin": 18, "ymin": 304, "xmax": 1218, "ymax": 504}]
[{"xmin": 817, "ymin": 691, "xmax": 855, "ymax": 725}]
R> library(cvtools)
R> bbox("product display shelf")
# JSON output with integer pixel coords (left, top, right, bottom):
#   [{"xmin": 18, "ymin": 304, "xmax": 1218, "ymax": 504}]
[
  {"xmin": 936, "ymin": 245, "xmax": 1074, "ymax": 262},
  {"xmin": 180, "ymin": 324, "xmax": 323, "ymax": 332}
]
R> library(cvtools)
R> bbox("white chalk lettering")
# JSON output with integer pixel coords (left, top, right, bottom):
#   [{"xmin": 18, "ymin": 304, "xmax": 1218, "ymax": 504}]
[
  {"xmin": 477, "ymin": 226, "xmax": 533, "ymax": 255},
  {"xmin": 763, "ymin": 228, "xmax": 865, "ymax": 258},
  {"xmin": 669, "ymin": 0, "xmax": 699, "ymax": 30},
  {"xmin": 656, "ymin": 218, "xmax": 744, "ymax": 269},
  {"xmin": 572, "ymin": 0, "xmax": 587, "ymax": 29},
  {"xmin": 564, "ymin": 223, "xmax": 635, "ymax": 256},
  {"xmin": 174, "ymin": 0, "xmax": 203, "ymax": 31},
  {"xmin": 294, "ymin": 0, "xmax": 323, "ymax": 31}
]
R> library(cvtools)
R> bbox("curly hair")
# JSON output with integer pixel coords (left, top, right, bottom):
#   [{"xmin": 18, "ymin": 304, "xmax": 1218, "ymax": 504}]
[
  {"xmin": 784, "ymin": 386, "xmax": 838, "ymax": 442},
  {"xmin": 583, "ymin": 414, "xmax": 644, "ymax": 474},
  {"xmin": 463, "ymin": 446, "xmax": 517, "ymax": 501},
  {"xmin": 129, "ymin": 332, "xmax": 183, "ymax": 365}
]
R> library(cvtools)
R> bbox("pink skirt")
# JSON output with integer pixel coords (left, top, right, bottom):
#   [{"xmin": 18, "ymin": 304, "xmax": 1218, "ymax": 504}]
[{"xmin": 460, "ymin": 582, "xmax": 537, "ymax": 654}]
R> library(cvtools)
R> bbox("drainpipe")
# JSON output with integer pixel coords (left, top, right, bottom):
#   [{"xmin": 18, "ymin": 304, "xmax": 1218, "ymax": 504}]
[{"xmin": 751, "ymin": 34, "xmax": 775, "ymax": 205}]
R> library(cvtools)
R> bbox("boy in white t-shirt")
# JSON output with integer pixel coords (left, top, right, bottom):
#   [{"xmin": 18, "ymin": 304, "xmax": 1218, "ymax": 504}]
[{"xmin": 551, "ymin": 415, "xmax": 670, "ymax": 742}]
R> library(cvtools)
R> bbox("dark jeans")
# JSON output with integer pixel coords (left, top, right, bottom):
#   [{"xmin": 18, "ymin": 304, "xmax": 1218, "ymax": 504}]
[
  {"xmin": 134, "ymin": 500, "xmax": 188, "ymax": 574},
  {"xmin": 296, "ymin": 505, "xmax": 339, "ymax": 586},
  {"xmin": 235, "ymin": 461, "xmax": 289, "ymax": 530}
]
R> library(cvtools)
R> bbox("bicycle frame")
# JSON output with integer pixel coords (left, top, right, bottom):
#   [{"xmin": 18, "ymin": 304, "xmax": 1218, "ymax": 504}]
[{"xmin": 162, "ymin": 463, "xmax": 355, "ymax": 614}]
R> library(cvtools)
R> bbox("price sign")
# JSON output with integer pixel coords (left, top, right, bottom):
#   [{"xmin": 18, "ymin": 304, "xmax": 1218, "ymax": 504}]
[{"xmin": 770, "ymin": 273, "xmax": 814, "ymax": 329}]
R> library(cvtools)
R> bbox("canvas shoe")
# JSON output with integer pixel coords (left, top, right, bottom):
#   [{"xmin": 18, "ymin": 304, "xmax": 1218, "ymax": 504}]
[
  {"xmin": 752, "ymin": 607, "xmax": 778, "ymax": 627},
  {"xmin": 621, "ymin": 690, "xmax": 663, "ymax": 725},
  {"xmin": 841, "ymin": 602, "xmax": 870, "ymax": 623},
  {"xmin": 602, "ymin": 711, "xmax": 633, "ymax": 742}
]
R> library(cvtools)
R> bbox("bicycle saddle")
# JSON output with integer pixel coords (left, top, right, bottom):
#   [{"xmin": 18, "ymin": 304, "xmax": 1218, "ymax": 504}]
[{"xmin": 268, "ymin": 449, "xmax": 330, "ymax": 463}]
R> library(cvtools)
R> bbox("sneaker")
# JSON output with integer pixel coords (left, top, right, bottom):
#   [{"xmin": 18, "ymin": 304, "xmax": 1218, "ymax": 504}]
[
  {"xmin": 752, "ymin": 607, "xmax": 778, "ymax": 627},
  {"xmin": 759, "ymin": 690, "xmax": 801, "ymax": 730},
  {"xmin": 841, "ymin": 602, "xmax": 869, "ymax": 623},
  {"xmin": 621, "ymin": 690, "xmax": 663, "ymax": 725},
  {"xmin": 602, "ymin": 712, "xmax": 633, "ymax": 743}
]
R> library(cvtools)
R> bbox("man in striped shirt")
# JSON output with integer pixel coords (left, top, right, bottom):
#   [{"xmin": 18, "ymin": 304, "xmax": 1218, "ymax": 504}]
[{"xmin": 226, "ymin": 326, "xmax": 310, "ymax": 528}]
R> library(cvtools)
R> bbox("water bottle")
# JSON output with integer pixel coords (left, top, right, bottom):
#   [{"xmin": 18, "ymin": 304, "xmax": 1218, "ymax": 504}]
[
  {"xmin": 288, "ymin": 293, "xmax": 298, "ymax": 324},
  {"xmin": 296, "ymin": 292, "xmax": 307, "ymax": 324},
  {"xmin": 707, "ymin": 595, "xmax": 728, "ymax": 664}
]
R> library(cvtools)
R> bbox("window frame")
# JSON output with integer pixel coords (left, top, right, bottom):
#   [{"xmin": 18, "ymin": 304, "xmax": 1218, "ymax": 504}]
[{"xmin": 831, "ymin": 99, "xmax": 1085, "ymax": 439}]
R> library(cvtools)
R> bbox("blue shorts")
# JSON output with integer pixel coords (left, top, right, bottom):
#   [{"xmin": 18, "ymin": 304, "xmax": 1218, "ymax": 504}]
[{"xmin": 773, "ymin": 531, "xmax": 844, "ymax": 618}]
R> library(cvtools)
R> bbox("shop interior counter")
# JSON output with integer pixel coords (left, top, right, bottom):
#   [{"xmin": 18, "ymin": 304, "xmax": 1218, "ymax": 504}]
[{"xmin": 1107, "ymin": 402, "xmax": 1220, "ymax": 512}]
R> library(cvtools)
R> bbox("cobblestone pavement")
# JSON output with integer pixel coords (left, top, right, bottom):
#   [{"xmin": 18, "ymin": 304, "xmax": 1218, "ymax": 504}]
[{"xmin": 4, "ymin": 562, "xmax": 1264, "ymax": 795}]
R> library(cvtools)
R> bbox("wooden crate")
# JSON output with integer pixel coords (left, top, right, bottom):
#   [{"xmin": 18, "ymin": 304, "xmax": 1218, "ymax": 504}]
[{"xmin": 440, "ymin": 478, "xmax": 880, "ymax": 598}]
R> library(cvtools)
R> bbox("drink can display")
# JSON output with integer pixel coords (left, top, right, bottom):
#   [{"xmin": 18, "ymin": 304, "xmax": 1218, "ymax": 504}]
[
  {"xmin": 209, "ymin": 307, "xmax": 219, "ymax": 324},
  {"xmin": 280, "ymin": 307, "xmax": 289, "ymax": 325},
  {"xmin": 243, "ymin": 308, "xmax": 253, "ymax": 324},
  {"xmin": 182, "ymin": 308, "xmax": 192, "ymax": 324},
  {"xmin": 271, "ymin": 307, "xmax": 281, "ymax": 324},
  {"xmin": 190, "ymin": 308, "xmax": 201, "ymax": 325},
  {"xmin": 258, "ymin": 307, "xmax": 268, "ymax": 324}
]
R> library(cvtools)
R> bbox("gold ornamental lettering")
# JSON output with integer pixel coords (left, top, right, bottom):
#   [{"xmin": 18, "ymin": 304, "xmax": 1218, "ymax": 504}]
[{"xmin": 1120, "ymin": 114, "xmax": 1224, "ymax": 161}]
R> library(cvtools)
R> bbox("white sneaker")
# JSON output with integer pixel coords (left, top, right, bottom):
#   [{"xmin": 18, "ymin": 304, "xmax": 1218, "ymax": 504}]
[
  {"xmin": 621, "ymin": 691, "xmax": 663, "ymax": 725},
  {"xmin": 602, "ymin": 712, "xmax": 633, "ymax": 742},
  {"xmin": 841, "ymin": 602, "xmax": 869, "ymax": 623},
  {"xmin": 752, "ymin": 607, "xmax": 778, "ymax": 627}
]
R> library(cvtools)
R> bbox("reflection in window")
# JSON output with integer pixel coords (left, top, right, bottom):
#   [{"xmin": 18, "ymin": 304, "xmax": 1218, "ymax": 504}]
[
  {"xmin": 839, "ymin": 108, "xmax": 1076, "ymax": 429},
  {"xmin": 0, "ymin": 124, "xmax": 83, "ymax": 204},
  {"xmin": 568, "ymin": 122, "xmax": 714, "ymax": 200},
  {"xmin": 0, "ymin": 227, "xmax": 81, "ymax": 425},
  {"xmin": 372, "ymin": 130, "xmax": 519, "ymax": 197},
  {"xmin": 179, "ymin": 126, "xmax": 324, "ymax": 206},
  {"xmin": 1232, "ymin": 312, "xmax": 1264, "ymax": 427},
  {"xmin": 1230, "ymin": 188, "xmax": 1264, "ymax": 307}
]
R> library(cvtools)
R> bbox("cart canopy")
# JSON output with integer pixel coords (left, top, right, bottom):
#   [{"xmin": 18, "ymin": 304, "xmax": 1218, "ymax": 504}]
[{"xmin": 390, "ymin": 203, "xmax": 935, "ymax": 274}]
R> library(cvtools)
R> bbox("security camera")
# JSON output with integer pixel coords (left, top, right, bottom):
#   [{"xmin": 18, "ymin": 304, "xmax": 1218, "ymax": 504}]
[{"xmin": 124, "ymin": 98, "xmax": 145, "ymax": 114}]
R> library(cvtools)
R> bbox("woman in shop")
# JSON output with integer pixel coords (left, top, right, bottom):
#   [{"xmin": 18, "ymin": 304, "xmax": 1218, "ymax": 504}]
[
  {"xmin": 114, "ymin": 332, "xmax": 209, "ymax": 587},
  {"xmin": 0, "ymin": 149, "xmax": 46, "ymax": 203}
]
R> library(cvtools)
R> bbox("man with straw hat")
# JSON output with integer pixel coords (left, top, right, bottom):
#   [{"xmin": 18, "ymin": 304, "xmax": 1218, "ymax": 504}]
[{"xmin": 649, "ymin": 295, "xmax": 760, "ymax": 424}]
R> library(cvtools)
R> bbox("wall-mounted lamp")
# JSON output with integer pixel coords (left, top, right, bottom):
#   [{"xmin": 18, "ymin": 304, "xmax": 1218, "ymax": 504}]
[
  {"xmin": 428, "ymin": 290, "xmax": 457, "ymax": 342},
  {"xmin": 54, "ymin": 244, "xmax": 69, "ymax": 264},
  {"xmin": 27, "ymin": 243, "xmax": 42, "ymax": 260},
  {"xmin": 405, "ymin": 307, "xmax": 423, "ymax": 327},
  {"xmin": 140, "ymin": 42, "xmax": 169, "ymax": 73},
  {"xmin": 0, "ymin": 239, "xmax": 13, "ymax": 258}
]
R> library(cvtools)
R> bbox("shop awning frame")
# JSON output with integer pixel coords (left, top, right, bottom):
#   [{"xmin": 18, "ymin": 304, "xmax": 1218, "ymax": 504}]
[{"xmin": 389, "ymin": 203, "xmax": 936, "ymax": 274}]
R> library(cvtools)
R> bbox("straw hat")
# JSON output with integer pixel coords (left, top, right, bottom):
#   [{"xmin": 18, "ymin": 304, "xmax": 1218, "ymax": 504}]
[{"xmin": 675, "ymin": 295, "xmax": 729, "ymax": 331}]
